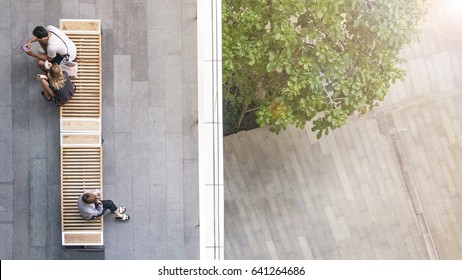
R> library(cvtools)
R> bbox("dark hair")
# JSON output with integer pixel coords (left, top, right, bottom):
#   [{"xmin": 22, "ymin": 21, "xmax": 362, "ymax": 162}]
[
  {"xmin": 82, "ymin": 193, "xmax": 97, "ymax": 204},
  {"xmin": 33, "ymin": 26, "xmax": 48, "ymax": 39}
]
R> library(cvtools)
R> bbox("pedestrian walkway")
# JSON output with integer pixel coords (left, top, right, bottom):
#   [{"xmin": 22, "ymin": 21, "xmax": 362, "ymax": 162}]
[
  {"xmin": 0, "ymin": 0, "xmax": 198, "ymax": 259},
  {"xmin": 224, "ymin": 0, "xmax": 462, "ymax": 259}
]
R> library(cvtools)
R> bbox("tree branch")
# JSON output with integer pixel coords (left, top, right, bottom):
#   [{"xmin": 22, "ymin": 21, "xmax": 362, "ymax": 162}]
[{"xmin": 236, "ymin": 106, "xmax": 260, "ymax": 131}]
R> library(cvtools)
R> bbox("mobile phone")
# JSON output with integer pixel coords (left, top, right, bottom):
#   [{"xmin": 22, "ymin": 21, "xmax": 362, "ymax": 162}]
[{"xmin": 21, "ymin": 45, "xmax": 31, "ymax": 52}]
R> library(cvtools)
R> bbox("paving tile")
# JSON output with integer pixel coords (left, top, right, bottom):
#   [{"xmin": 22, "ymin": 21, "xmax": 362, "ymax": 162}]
[
  {"xmin": 0, "ymin": 223, "xmax": 13, "ymax": 259},
  {"xmin": 149, "ymin": 106, "xmax": 165, "ymax": 140},
  {"xmin": 131, "ymin": 81, "xmax": 150, "ymax": 159},
  {"xmin": 13, "ymin": 131, "xmax": 30, "ymax": 211},
  {"xmin": 44, "ymin": 0, "xmax": 62, "ymax": 20},
  {"xmin": 149, "ymin": 144, "xmax": 166, "ymax": 185},
  {"xmin": 129, "ymin": 3, "xmax": 148, "ymax": 81},
  {"xmin": 30, "ymin": 159, "xmax": 47, "ymax": 247},
  {"xmin": 0, "ymin": 57, "xmax": 12, "ymax": 106},
  {"xmin": 147, "ymin": 28, "xmax": 166, "ymax": 107},
  {"xmin": 115, "ymin": 132, "xmax": 132, "ymax": 159},
  {"xmin": 164, "ymin": 1, "xmax": 182, "ymax": 55},
  {"xmin": 166, "ymin": 133, "xmax": 183, "ymax": 210},
  {"xmin": 167, "ymin": 210, "xmax": 185, "ymax": 259},
  {"xmin": 184, "ymin": 237, "xmax": 199, "ymax": 260},
  {"xmin": 46, "ymin": 183, "xmax": 63, "ymax": 260},
  {"xmin": 183, "ymin": 159, "xmax": 199, "ymax": 238},
  {"xmin": 181, "ymin": 3, "xmax": 197, "ymax": 83},
  {"xmin": 165, "ymin": 55, "xmax": 182, "ymax": 133},
  {"xmin": 0, "ymin": 184, "xmax": 13, "ymax": 222},
  {"xmin": 27, "ymin": 2, "xmax": 45, "ymax": 33},
  {"xmin": 102, "ymin": 29, "xmax": 115, "ymax": 108},
  {"xmin": 114, "ymin": 155, "xmax": 133, "ymax": 206},
  {"xmin": 0, "ymin": 108, "xmax": 13, "ymax": 183},
  {"xmin": 324, "ymin": 207, "xmax": 351, "ymax": 242},
  {"xmin": 11, "ymin": 0, "xmax": 28, "ymax": 48},
  {"xmin": 0, "ymin": 3, "xmax": 10, "ymax": 28},
  {"xmin": 151, "ymin": 237, "xmax": 168, "ymax": 259},
  {"xmin": 112, "ymin": 0, "xmax": 129, "ymax": 55},
  {"xmin": 147, "ymin": 0, "xmax": 164, "ymax": 29},
  {"xmin": 150, "ymin": 185, "xmax": 167, "ymax": 241},
  {"xmin": 102, "ymin": 106, "xmax": 115, "ymax": 186},
  {"xmin": 133, "ymin": 236, "xmax": 152, "ymax": 259},
  {"xmin": 11, "ymin": 55, "xmax": 30, "ymax": 133},
  {"xmin": 96, "ymin": 0, "xmax": 114, "ymax": 29},
  {"xmin": 30, "ymin": 247, "xmax": 46, "ymax": 260},
  {"xmin": 13, "ymin": 209, "xmax": 30, "ymax": 259},
  {"xmin": 61, "ymin": 0, "xmax": 78, "ymax": 18},
  {"xmin": 0, "ymin": 29, "xmax": 11, "ymax": 56},
  {"xmin": 78, "ymin": 0, "xmax": 96, "ymax": 19},
  {"xmin": 102, "ymin": 184, "xmax": 116, "ymax": 259},
  {"xmin": 28, "ymin": 101, "xmax": 47, "ymax": 159},
  {"xmin": 114, "ymin": 55, "xmax": 132, "ymax": 133},
  {"xmin": 132, "ymin": 159, "xmax": 151, "ymax": 238},
  {"xmin": 113, "ymin": 220, "xmax": 134, "ymax": 259},
  {"xmin": 182, "ymin": 82, "xmax": 198, "ymax": 160},
  {"xmin": 46, "ymin": 107, "xmax": 60, "ymax": 185}
]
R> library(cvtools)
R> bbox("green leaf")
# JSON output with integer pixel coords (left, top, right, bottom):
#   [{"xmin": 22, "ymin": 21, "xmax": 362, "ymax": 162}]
[{"xmin": 316, "ymin": 10, "xmax": 323, "ymax": 20}]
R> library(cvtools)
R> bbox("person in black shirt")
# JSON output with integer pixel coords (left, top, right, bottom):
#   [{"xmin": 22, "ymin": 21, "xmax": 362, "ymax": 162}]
[{"xmin": 37, "ymin": 64, "xmax": 74, "ymax": 105}]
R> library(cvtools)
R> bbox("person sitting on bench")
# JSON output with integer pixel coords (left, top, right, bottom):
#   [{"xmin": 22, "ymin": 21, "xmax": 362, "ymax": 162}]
[
  {"xmin": 23, "ymin": 25, "xmax": 77, "ymax": 72},
  {"xmin": 36, "ymin": 64, "xmax": 75, "ymax": 105},
  {"xmin": 78, "ymin": 190, "xmax": 130, "ymax": 221}
]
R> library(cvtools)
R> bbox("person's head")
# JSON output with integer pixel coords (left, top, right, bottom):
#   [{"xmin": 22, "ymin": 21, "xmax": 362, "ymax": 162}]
[
  {"xmin": 48, "ymin": 64, "xmax": 65, "ymax": 91},
  {"xmin": 82, "ymin": 193, "xmax": 98, "ymax": 204},
  {"xmin": 33, "ymin": 26, "xmax": 49, "ymax": 39}
]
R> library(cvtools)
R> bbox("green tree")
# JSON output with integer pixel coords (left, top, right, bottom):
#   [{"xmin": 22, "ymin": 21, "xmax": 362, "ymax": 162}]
[{"xmin": 223, "ymin": 0, "xmax": 428, "ymax": 138}]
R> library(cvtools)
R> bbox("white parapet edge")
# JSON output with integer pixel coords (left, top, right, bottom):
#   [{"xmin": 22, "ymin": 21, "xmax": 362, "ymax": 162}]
[{"xmin": 198, "ymin": 0, "xmax": 224, "ymax": 260}]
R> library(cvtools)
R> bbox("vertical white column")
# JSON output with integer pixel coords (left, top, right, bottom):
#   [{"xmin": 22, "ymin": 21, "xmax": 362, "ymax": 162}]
[{"xmin": 197, "ymin": 0, "xmax": 224, "ymax": 259}]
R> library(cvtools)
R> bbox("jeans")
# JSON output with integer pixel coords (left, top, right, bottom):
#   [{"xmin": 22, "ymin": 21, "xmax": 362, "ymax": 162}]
[{"xmin": 94, "ymin": 200, "xmax": 118, "ymax": 217}]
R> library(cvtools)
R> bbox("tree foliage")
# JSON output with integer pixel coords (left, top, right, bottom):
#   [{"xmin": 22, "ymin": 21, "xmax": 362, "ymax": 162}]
[{"xmin": 223, "ymin": 0, "xmax": 428, "ymax": 138}]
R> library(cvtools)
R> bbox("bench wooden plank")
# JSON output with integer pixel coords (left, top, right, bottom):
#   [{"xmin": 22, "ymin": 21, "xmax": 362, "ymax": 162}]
[
  {"xmin": 62, "ymin": 134, "xmax": 101, "ymax": 145},
  {"xmin": 63, "ymin": 232, "xmax": 103, "ymax": 245},
  {"xmin": 60, "ymin": 19, "xmax": 101, "ymax": 34},
  {"xmin": 61, "ymin": 118, "xmax": 100, "ymax": 132}
]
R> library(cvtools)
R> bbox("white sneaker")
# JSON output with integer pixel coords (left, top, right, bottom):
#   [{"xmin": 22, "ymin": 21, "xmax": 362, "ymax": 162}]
[
  {"xmin": 44, "ymin": 60, "xmax": 52, "ymax": 69},
  {"xmin": 36, "ymin": 74, "xmax": 47, "ymax": 81},
  {"xmin": 64, "ymin": 61, "xmax": 76, "ymax": 67}
]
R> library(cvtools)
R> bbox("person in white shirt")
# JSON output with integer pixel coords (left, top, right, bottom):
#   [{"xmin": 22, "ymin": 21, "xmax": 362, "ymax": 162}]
[{"xmin": 23, "ymin": 25, "xmax": 77, "ymax": 72}]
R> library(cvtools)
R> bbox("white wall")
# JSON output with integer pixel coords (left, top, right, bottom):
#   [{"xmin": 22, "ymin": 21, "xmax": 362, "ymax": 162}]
[{"xmin": 197, "ymin": 0, "xmax": 224, "ymax": 260}]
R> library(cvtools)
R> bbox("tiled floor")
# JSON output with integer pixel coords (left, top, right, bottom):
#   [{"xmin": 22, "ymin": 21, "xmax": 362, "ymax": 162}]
[
  {"xmin": 224, "ymin": 1, "xmax": 462, "ymax": 259},
  {"xmin": 0, "ymin": 0, "xmax": 198, "ymax": 260}
]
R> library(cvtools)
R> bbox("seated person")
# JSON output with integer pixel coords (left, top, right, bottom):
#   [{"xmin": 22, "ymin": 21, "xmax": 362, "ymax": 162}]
[
  {"xmin": 23, "ymin": 25, "xmax": 77, "ymax": 72},
  {"xmin": 77, "ymin": 190, "xmax": 130, "ymax": 221},
  {"xmin": 36, "ymin": 64, "xmax": 74, "ymax": 105}
]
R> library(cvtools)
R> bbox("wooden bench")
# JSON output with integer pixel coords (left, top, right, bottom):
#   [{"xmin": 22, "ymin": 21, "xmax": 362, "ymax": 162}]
[{"xmin": 59, "ymin": 19, "xmax": 103, "ymax": 247}]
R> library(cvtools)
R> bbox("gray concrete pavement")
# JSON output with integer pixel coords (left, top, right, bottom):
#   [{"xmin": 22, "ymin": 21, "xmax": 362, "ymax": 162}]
[{"xmin": 0, "ymin": 0, "xmax": 198, "ymax": 260}]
